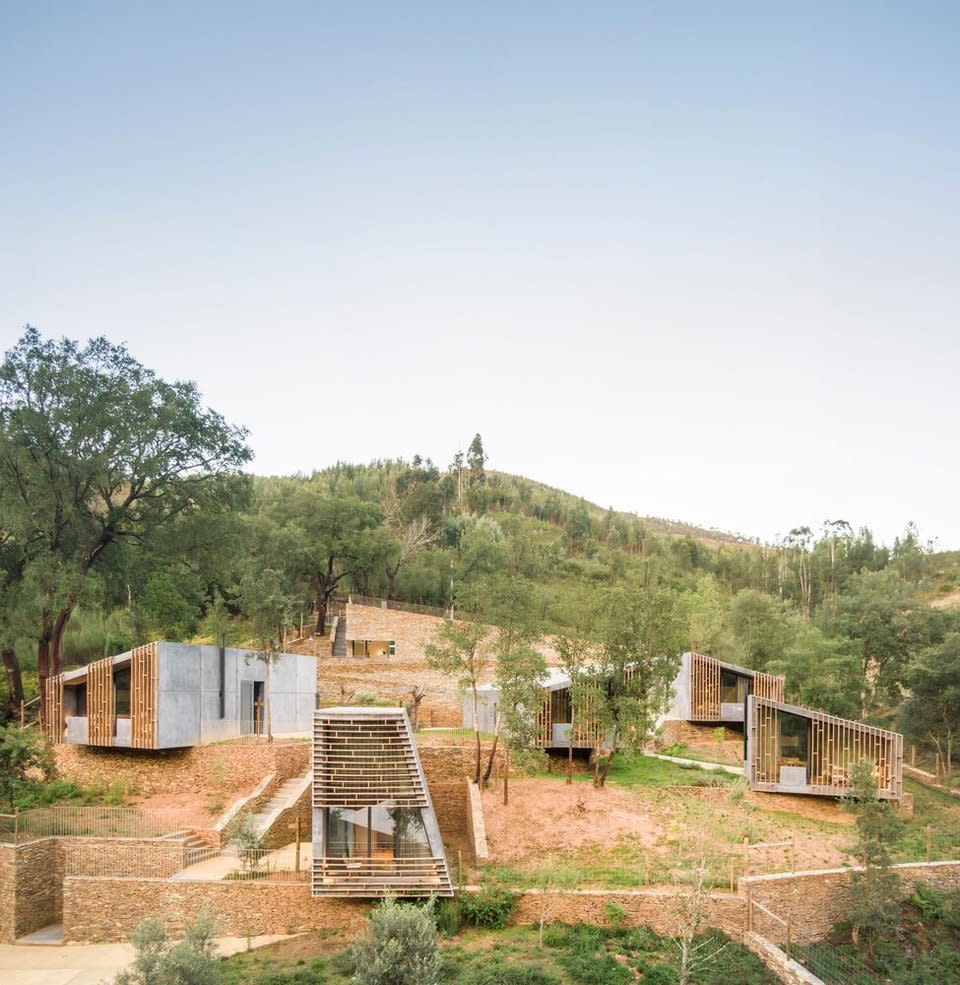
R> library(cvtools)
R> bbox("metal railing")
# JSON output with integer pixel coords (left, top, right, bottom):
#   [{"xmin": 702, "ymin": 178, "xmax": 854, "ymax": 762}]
[{"xmin": 0, "ymin": 806, "xmax": 197, "ymax": 843}]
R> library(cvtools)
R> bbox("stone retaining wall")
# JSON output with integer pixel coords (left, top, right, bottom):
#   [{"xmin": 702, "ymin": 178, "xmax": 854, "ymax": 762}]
[
  {"xmin": 54, "ymin": 741, "xmax": 310, "ymax": 798},
  {"xmin": 64, "ymin": 837, "xmax": 187, "ymax": 879},
  {"xmin": 512, "ymin": 888, "xmax": 746, "ymax": 938},
  {"xmin": 742, "ymin": 860, "xmax": 960, "ymax": 944},
  {"xmin": 0, "ymin": 838, "xmax": 63, "ymax": 941},
  {"xmin": 63, "ymin": 877, "xmax": 370, "ymax": 942}
]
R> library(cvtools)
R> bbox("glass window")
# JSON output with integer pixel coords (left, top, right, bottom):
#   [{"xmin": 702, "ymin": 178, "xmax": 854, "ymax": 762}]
[{"xmin": 114, "ymin": 667, "xmax": 131, "ymax": 717}]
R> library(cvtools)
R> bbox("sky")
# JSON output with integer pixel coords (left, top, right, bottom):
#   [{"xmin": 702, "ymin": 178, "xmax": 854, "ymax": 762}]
[{"xmin": 2, "ymin": 3, "xmax": 959, "ymax": 550}]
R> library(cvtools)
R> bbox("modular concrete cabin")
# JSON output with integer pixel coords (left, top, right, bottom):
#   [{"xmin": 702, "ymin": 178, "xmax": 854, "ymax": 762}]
[
  {"xmin": 43, "ymin": 641, "xmax": 315, "ymax": 748},
  {"xmin": 663, "ymin": 652, "xmax": 784, "ymax": 725},
  {"xmin": 312, "ymin": 707, "xmax": 453, "ymax": 898},
  {"xmin": 746, "ymin": 694, "xmax": 903, "ymax": 800}
]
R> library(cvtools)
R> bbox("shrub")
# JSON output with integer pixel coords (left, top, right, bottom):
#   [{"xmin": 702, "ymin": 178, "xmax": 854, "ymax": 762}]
[
  {"xmin": 114, "ymin": 911, "xmax": 219, "ymax": 985},
  {"xmin": 466, "ymin": 965, "xmax": 560, "ymax": 985},
  {"xmin": 460, "ymin": 887, "xmax": 519, "ymax": 929},
  {"xmin": 433, "ymin": 897, "xmax": 463, "ymax": 937},
  {"xmin": 351, "ymin": 897, "xmax": 441, "ymax": 985},
  {"xmin": 558, "ymin": 952, "xmax": 631, "ymax": 985}
]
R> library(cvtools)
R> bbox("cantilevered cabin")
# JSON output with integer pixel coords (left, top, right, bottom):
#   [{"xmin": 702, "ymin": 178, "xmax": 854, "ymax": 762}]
[
  {"xmin": 465, "ymin": 653, "xmax": 783, "ymax": 751},
  {"xmin": 43, "ymin": 641, "xmax": 315, "ymax": 749},
  {"xmin": 662, "ymin": 652, "xmax": 784, "ymax": 724},
  {"xmin": 746, "ymin": 695, "xmax": 903, "ymax": 800},
  {"xmin": 311, "ymin": 707, "xmax": 453, "ymax": 898}
]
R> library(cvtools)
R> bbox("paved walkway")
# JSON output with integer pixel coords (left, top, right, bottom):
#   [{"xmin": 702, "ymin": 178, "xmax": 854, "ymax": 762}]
[
  {"xmin": 648, "ymin": 752, "xmax": 745, "ymax": 775},
  {"xmin": 0, "ymin": 934, "xmax": 291, "ymax": 985},
  {"xmin": 172, "ymin": 840, "xmax": 312, "ymax": 880}
]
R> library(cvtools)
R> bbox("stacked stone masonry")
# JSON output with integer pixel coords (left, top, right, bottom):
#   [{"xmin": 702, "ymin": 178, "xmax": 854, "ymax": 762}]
[{"xmin": 53, "ymin": 740, "xmax": 310, "ymax": 797}]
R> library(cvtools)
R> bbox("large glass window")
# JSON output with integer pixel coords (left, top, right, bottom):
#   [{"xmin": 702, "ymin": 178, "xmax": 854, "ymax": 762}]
[
  {"xmin": 114, "ymin": 667, "xmax": 131, "ymax": 716},
  {"xmin": 324, "ymin": 801, "xmax": 431, "ymax": 862},
  {"xmin": 779, "ymin": 711, "xmax": 810, "ymax": 764}
]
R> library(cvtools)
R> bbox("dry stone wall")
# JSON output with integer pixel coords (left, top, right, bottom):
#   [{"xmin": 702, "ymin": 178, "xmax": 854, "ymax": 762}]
[
  {"xmin": 53, "ymin": 740, "xmax": 310, "ymax": 797},
  {"xmin": 742, "ymin": 861, "xmax": 960, "ymax": 944},
  {"xmin": 0, "ymin": 838, "xmax": 63, "ymax": 941},
  {"xmin": 63, "ymin": 877, "xmax": 370, "ymax": 942},
  {"xmin": 64, "ymin": 838, "xmax": 187, "ymax": 879},
  {"xmin": 512, "ymin": 888, "xmax": 746, "ymax": 938}
]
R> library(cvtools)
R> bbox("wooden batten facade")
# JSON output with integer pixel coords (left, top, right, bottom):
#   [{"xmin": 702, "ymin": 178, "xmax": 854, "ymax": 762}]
[
  {"xmin": 42, "ymin": 674, "xmax": 64, "ymax": 743},
  {"xmin": 87, "ymin": 656, "xmax": 116, "ymax": 746},
  {"xmin": 688, "ymin": 652, "xmax": 784, "ymax": 722},
  {"xmin": 312, "ymin": 707, "xmax": 453, "ymax": 899},
  {"xmin": 129, "ymin": 643, "xmax": 159, "ymax": 749},
  {"xmin": 747, "ymin": 695, "xmax": 903, "ymax": 800}
]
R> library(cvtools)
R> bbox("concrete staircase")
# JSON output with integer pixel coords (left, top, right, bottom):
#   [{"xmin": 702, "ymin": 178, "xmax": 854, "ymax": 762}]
[
  {"xmin": 250, "ymin": 771, "xmax": 312, "ymax": 840},
  {"xmin": 332, "ymin": 617, "xmax": 347, "ymax": 657},
  {"xmin": 159, "ymin": 829, "xmax": 220, "ymax": 867}
]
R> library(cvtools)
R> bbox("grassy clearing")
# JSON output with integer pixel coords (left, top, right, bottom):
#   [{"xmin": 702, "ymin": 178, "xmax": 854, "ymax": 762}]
[{"xmin": 219, "ymin": 921, "xmax": 779, "ymax": 985}]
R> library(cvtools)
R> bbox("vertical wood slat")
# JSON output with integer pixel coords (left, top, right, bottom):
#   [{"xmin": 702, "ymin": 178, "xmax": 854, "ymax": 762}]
[
  {"xmin": 750, "ymin": 695, "xmax": 902, "ymax": 799},
  {"xmin": 87, "ymin": 656, "xmax": 115, "ymax": 746},
  {"xmin": 43, "ymin": 674, "xmax": 64, "ymax": 743},
  {"xmin": 130, "ymin": 643, "xmax": 158, "ymax": 749}
]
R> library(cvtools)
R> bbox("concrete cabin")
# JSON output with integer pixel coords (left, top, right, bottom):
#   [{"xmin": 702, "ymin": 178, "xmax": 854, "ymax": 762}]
[{"xmin": 44, "ymin": 641, "xmax": 316, "ymax": 749}]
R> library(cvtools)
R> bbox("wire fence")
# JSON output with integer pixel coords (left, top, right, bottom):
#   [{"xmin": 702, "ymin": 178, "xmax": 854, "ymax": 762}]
[
  {"xmin": 795, "ymin": 942, "xmax": 887, "ymax": 985},
  {"xmin": 0, "ymin": 806, "xmax": 197, "ymax": 844}
]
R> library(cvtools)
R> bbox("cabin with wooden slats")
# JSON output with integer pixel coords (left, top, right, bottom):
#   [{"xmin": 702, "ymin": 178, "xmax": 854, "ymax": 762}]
[
  {"xmin": 662, "ymin": 652, "xmax": 785, "ymax": 725},
  {"xmin": 746, "ymin": 695, "xmax": 903, "ymax": 800},
  {"xmin": 42, "ymin": 641, "xmax": 315, "ymax": 749},
  {"xmin": 311, "ymin": 707, "xmax": 453, "ymax": 898}
]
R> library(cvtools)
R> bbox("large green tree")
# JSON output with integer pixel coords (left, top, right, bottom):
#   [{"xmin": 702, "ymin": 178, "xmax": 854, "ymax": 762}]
[
  {"xmin": 0, "ymin": 328, "xmax": 251, "ymax": 703},
  {"xmin": 587, "ymin": 585, "xmax": 687, "ymax": 786}
]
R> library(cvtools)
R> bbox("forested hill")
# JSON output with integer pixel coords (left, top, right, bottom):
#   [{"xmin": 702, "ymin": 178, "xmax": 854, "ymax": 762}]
[{"xmin": 5, "ymin": 443, "xmax": 960, "ymax": 772}]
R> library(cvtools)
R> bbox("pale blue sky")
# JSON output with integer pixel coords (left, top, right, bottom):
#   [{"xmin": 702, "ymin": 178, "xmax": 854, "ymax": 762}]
[{"xmin": 3, "ymin": 3, "xmax": 959, "ymax": 548}]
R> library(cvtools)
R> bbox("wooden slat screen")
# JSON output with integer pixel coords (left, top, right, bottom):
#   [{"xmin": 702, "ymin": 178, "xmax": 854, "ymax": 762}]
[
  {"xmin": 130, "ymin": 642, "xmax": 158, "ymax": 749},
  {"xmin": 87, "ymin": 657, "xmax": 115, "ymax": 746},
  {"xmin": 42, "ymin": 674, "xmax": 64, "ymax": 743},
  {"xmin": 749, "ymin": 696, "xmax": 902, "ymax": 799},
  {"xmin": 690, "ymin": 652, "xmax": 721, "ymax": 720},
  {"xmin": 313, "ymin": 714, "xmax": 425, "ymax": 808}
]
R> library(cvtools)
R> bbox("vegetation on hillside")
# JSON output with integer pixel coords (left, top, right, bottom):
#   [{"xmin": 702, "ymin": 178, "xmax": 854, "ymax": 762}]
[{"xmin": 2, "ymin": 328, "xmax": 959, "ymax": 779}]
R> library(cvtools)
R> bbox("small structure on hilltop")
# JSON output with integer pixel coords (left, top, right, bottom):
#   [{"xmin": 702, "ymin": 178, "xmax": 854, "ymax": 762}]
[
  {"xmin": 311, "ymin": 706, "xmax": 453, "ymax": 898},
  {"xmin": 42, "ymin": 641, "xmax": 315, "ymax": 749},
  {"xmin": 746, "ymin": 695, "xmax": 903, "ymax": 800}
]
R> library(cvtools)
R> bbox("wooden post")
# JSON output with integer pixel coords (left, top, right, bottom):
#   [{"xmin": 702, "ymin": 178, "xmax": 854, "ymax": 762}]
[
  {"xmin": 743, "ymin": 837, "xmax": 750, "ymax": 878},
  {"xmin": 14, "ymin": 808, "xmax": 19, "ymax": 843},
  {"xmin": 19, "ymin": 701, "xmax": 24, "ymax": 727},
  {"xmin": 911, "ymin": 744, "xmax": 916, "ymax": 766},
  {"xmin": 287, "ymin": 817, "xmax": 302, "ymax": 873}
]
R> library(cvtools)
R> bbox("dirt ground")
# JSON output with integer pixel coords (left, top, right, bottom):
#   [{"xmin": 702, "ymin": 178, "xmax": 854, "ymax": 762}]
[
  {"xmin": 130, "ymin": 789, "xmax": 242, "ymax": 829},
  {"xmin": 478, "ymin": 776, "xmax": 856, "ymax": 880}
]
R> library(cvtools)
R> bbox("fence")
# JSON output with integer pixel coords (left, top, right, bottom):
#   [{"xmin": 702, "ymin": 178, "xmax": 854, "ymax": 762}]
[
  {"xmin": 794, "ymin": 942, "xmax": 886, "ymax": 985},
  {"xmin": 0, "ymin": 806, "xmax": 197, "ymax": 844}
]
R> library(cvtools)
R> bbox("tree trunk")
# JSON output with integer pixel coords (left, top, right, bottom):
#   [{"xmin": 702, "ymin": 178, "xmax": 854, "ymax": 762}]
[
  {"xmin": 596, "ymin": 746, "xmax": 616, "ymax": 788},
  {"xmin": 314, "ymin": 590, "xmax": 328, "ymax": 636},
  {"xmin": 483, "ymin": 721, "xmax": 500, "ymax": 786},
  {"xmin": 51, "ymin": 607, "xmax": 73, "ymax": 677},
  {"xmin": 1, "ymin": 647, "xmax": 24, "ymax": 710}
]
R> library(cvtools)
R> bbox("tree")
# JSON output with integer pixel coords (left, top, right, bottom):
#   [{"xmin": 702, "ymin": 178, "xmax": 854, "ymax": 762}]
[
  {"xmin": 425, "ymin": 610, "xmax": 494, "ymax": 784},
  {"xmin": 843, "ymin": 760, "xmax": 905, "ymax": 949},
  {"xmin": 479, "ymin": 577, "xmax": 546, "ymax": 786},
  {"xmin": 351, "ymin": 896, "xmax": 442, "ymax": 985},
  {"xmin": 0, "ymin": 328, "xmax": 250, "ymax": 704},
  {"xmin": 589, "ymin": 586, "xmax": 687, "ymax": 787},
  {"xmin": 0, "ymin": 724, "xmax": 53, "ymax": 809},
  {"xmin": 901, "ymin": 634, "xmax": 960, "ymax": 776},
  {"xmin": 114, "ymin": 911, "xmax": 219, "ymax": 985}
]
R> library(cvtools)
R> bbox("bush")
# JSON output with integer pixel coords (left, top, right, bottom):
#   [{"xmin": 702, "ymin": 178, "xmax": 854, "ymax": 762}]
[
  {"xmin": 466, "ymin": 965, "xmax": 560, "ymax": 985},
  {"xmin": 432, "ymin": 897, "xmax": 463, "ymax": 937},
  {"xmin": 558, "ymin": 953, "xmax": 631, "ymax": 985},
  {"xmin": 114, "ymin": 911, "xmax": 219, "ymax": 985},
  {"xmin": 351, "ymin": 897, "xmax": 441, "ymax": 985},
  {"xmin": 460, "ymin": 887, "xmax": 519, "ymax": 929}
]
